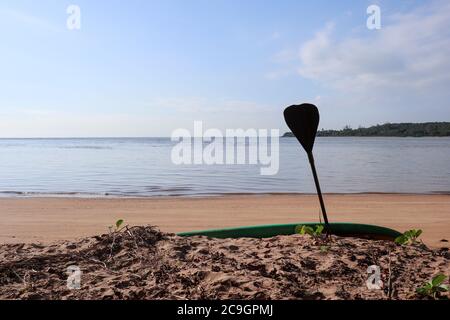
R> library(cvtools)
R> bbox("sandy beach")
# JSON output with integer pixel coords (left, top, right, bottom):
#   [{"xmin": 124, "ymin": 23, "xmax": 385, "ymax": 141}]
[
  {"xmin": 0, "ymin": 194, "xmax": 448, "ymax": 248},
  {"xmin": 1, "ymin": 226, "xmax": 448, "ymax": 300},
  {"xmin": 1, "ymin": 194, "xmax": 449, "ymax": 300}
]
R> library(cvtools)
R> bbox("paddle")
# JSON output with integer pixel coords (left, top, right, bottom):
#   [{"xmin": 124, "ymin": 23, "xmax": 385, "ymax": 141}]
[{"xmin": 283, "ymin": 103, "xmax": 330, "ymax": 229}]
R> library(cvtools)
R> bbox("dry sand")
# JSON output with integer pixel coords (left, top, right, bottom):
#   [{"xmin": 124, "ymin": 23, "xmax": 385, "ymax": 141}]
[
  {"xmin": 0, "ymin": 226, "xmax": 448, "ymax": 300},
  {"xmin": 0, "ymin": 195, "xmax": 449, "ymax": 300},
  {"xmin": 0, "ymin": 194, "xmax": 448, "ymax": 247}
]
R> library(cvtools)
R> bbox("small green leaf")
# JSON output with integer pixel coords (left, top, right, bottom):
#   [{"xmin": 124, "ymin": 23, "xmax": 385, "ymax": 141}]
[
  {"xmin": 395, "ymin": 229, "xmax": 423, "ymax": 245},
  {"xmin": 431, "ymin": 274, "xmax": 446, "ymax": 287},
  {"xmin": 295, "ymin": 225, "xmax": 311, "ymax": 235},
  {"xmin": 416, "ymin": 287, "xmax": 427, "ymax": 295},
  {"xmin": 298, "ymin": 225, "xmax": 314, "ymax": 236},
  {"xmin": 115, "ymin": 219, "xmax": 124, "ymax": 229},
  {"xmin": 437, "ymin": 285, "xmax": 449, "ymax": 292},
  {"xmin": 395, "ymin": 235, "xmax": 407, "ymax": 244},
  {"xmin": 315, "ymin": 225, "xmax": 324, "ymax": 235}
]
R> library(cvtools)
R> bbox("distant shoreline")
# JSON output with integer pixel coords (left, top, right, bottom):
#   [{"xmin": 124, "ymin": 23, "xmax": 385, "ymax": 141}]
[{"xmin": 283, "ymin": 122, "xmax": 450, "ymax": 137}]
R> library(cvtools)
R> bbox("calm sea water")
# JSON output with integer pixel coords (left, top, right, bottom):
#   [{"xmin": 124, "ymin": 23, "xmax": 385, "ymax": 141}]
[{"xmin": 0, "ymin": 137, "xmax": 449, "ymax": 197}]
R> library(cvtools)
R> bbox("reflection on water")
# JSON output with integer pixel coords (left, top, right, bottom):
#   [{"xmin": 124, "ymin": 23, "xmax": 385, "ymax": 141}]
[{"xmin": 0, "ymin": 137, "xmax": 449, "ymax": 196}]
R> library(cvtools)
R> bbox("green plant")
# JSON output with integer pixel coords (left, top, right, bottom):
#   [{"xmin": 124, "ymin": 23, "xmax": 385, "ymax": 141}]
[
  {"xmin": 296, "ymin": 225, "xmax": 330, "ymax": 251},
  {"xmin": 109, "ymin": 219, "xmax": 125, "ymax": 234},
  {"xmin": 416, "ymin": 274, "xmax": 449, "ymax": 299},
  {"xmin": 107, "ymin": 219, "xmax": 126, "ymax": 260},
  {"xmin": 395, "ymin": 229, "xmax": 422, "ymax": 245},
  {"xmin": 115, "ymin": 219, "xmax": 124, "ymax": 230},
  {"xmin": 296, "ymin": 225, "xmax": 324, "ymax": 237}
]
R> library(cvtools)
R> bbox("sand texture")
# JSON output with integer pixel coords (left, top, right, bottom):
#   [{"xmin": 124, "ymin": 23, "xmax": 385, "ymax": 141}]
[
  {"xmin": 0, "ymin": 226, "xmax": 448, "ymax": 300},
  {"xmin": 0, "ymin": 194, "xmax": 448, "ymax": 248}
]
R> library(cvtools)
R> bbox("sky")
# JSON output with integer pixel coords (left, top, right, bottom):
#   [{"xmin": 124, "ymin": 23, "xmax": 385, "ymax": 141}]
[{"xmin": 0, "ymin": 0, "xmax": 449, "ymax": 137}]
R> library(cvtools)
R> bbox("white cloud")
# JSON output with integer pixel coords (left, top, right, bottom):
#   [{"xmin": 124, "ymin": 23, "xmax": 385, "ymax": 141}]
[
  {"xmin": 288, "ymin": 0, "xmax": 450, "ymax": 127},
  {"xmin": 298, "ymin": 2, "xmax": 450, "ymax": 95}
]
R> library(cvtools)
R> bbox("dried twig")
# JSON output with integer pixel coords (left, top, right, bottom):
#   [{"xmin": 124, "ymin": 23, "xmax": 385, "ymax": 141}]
[
  {"xmin": 89, "ymin": 258, "xmax": 107, "ymax": 269},
  {"xmin": 387, "ymin": 250, "xmax": 393, "ymax": 299},
  {"xmin": 125, "ymin": 226, "xmax": 140, "ymax": 251},
  {"xmin": 108, "ymin": 232, "xmax": 117, "ymax": 261},
  {"xmin": 9, "ymin": 268, "xmax": 26, "ymax": 286}
]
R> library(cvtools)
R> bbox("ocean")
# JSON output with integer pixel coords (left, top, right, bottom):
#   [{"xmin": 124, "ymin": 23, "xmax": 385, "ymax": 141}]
[{"xmin": 0, "ymin": 137, "xmax": 449, "ymax": 197}]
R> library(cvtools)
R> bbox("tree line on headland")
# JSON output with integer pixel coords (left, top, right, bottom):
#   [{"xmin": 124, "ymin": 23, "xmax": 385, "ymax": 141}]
[{"xmin": 283, "ymin": 122, "xmax": 450, "ymax": 137}]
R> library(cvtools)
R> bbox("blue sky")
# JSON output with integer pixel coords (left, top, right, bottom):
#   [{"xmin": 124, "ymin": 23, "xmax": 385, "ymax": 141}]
[{"xmin": 0, "ymin": 0, "xmax": 449, "ymax": 137}]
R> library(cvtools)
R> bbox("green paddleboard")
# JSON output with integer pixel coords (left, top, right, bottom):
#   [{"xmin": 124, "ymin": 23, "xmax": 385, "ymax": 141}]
[{"xmin": 178, "ymin": 222, "xmax": 402, "ymax": 241}]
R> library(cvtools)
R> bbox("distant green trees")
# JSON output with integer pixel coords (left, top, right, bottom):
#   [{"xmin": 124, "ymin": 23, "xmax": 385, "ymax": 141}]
[{"xmin": 283, "ymin": 122, "xmax": 450, "ymax": 137}]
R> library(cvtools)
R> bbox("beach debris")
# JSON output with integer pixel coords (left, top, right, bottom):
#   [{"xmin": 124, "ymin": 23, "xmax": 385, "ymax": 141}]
[{"xmin": 0, "ymin": 226, "xmax": 448, "ymax": 300}]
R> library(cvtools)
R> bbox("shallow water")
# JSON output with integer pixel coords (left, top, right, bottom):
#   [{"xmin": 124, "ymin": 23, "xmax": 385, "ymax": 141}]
[{"xmin": 0, "ymin": 137, "xmax": 449, "ymax": 197}]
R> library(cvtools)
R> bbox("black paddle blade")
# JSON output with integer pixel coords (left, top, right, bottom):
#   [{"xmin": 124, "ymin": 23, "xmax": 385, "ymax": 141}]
[{"xmin": 283, "ymin": 103, "xmax": 319, "ymax": 153}]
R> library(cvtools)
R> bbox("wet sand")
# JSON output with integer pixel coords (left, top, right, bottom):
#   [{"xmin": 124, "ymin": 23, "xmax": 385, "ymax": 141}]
[{"xmin": 0, "ymin": 194, "xmax": 448, "ymax": 247}]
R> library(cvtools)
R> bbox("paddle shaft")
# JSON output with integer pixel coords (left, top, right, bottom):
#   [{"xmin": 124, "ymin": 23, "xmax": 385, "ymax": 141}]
[{"xmin": 307, "ymin": 152, "xmax": 330, "ymax": 227}]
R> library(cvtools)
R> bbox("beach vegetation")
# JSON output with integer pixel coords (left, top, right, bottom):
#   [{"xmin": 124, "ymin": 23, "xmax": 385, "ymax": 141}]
[
  {"xmin": 108, "ymin": 219, "xmax": 125, "ymax": 235},
  {"xmin": 115, "ymin": 219, "xmax": 124, "ymax": 230},
  {"xmin": 395, "ymin": 229, "xmax": 422, "ymax": 245},
  {"xmin": 416, "ymin": 274, "xmax": 449, "ymax": 299},
  {"xmin": 296, "ymin": 225, "xmax": 330, "ymax": 251},
  {"xmin": 296, "ymin": 225, "xmax": 324, "ymax": 237}
]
